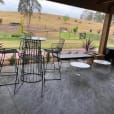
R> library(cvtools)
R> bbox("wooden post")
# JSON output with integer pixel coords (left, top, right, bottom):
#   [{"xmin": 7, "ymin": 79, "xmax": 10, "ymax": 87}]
[{"xmin": 98, "ymin": 13, "xmax": 112, "ymax": 54}]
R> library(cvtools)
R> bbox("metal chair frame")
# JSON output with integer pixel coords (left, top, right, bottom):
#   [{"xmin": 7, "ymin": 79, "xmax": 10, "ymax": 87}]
[
  {"xmin": 44, "ymin": 38, "xmax": 65, "ymax": 80},
  {"xmin": 0, "ymin": 48, "xmax": 19, "ymax": 94},
  {"xmin": 17, "ymin": 37, "xmax": 45, "ymax": 96}
]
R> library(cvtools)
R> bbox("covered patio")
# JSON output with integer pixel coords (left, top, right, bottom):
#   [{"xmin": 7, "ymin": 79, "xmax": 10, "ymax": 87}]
[
  {"xmin": 0, "ymin": 63, "xmax": 114, "ymax": 114},
  {"xmin": 1, "ymin": 0, "xmax": 114, "ymax": 114}
]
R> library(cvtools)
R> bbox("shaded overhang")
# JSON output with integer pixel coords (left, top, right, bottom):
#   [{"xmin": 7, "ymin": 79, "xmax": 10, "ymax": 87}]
[{"xmin": 48, "ymin": 0, "xmax": 114, "ymax": 14}]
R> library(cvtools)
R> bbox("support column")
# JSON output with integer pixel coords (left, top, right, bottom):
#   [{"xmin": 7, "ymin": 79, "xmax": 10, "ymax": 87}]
[{"xmin": 98, "ymin": 13, "xmax": 112, "ymax": 54}]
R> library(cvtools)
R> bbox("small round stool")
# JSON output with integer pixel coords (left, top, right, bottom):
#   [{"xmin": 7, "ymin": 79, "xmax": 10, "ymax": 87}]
[
  {"xmin": 92, "ymin": 59, "xmax": 111, "ymax": 74},
  {"xmin": 70, "ymin": 62, "xmax": 90, "ymax": 76}
]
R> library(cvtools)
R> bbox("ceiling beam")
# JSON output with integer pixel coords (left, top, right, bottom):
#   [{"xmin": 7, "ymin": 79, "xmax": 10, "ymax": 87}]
[
  {"xmin": 48, "ymin": 0, "xmax": 111, "ymax": 13},
  {"xmin": 97, "ymin": 0, "xmax": 114, "ymax": 4},
  {"xmin": 98, "ymin": 13, "xmax": 112, "ymax": 54}
]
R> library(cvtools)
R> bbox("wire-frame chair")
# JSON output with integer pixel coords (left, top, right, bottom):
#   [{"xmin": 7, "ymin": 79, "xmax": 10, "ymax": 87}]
[
  {"xmin": 44, "ymin": 38, "xmax": 65, "ymax": 80},
  {"xmin": 17, "ymin": 37, "xmax": 45, "ymax": 96},
  {"xmin": 0, "ymin": 48, "xmax": 19, "ymax": 95}
]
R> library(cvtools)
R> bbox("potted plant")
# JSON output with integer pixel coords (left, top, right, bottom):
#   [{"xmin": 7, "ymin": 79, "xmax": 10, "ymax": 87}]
[
  {"xmin": 82, "ymin": 38, "xmax": 95, "ymax": 53},
  {"xmin": 8, "ymin": 56, "xmax": 16, "ymax": 65}
]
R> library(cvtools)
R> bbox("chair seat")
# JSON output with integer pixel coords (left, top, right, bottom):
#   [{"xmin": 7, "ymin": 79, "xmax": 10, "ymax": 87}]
[
  {"xmin": 0, "ymin": 48, "xmax": 17, "ymax": 54},
  {"xmin": 44, "ymin": 48, "xmax": 60, "ymax": 53}
]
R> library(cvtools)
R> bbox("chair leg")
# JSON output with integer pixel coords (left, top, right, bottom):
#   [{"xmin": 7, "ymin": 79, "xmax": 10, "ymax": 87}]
[
  {"xmin": 41, "ymin": 73, "xmax": 45, "ymax": 97},
  {"xmin": 57, "ymin": 58, "xmax": 61, "ymax": 80},
  {"xmin": 14, "ymin": 66, "xmax": 23, "ymax": 95},
  {"xmin": 44, "ymin": 52, "xmax": 62, "ymax": 80},
  {"xmin": 14, "ymin": 70, "xmax": 19, "ymax": 95}
]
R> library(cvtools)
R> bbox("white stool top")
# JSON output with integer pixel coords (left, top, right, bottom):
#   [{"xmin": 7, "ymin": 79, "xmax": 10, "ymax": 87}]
[
  {"xmin": 70, "ymin": 62, "xmax": 90, "ymax": 69},
  {"xmin": 32, "ymin": 37, "xmax": 46, "ymax": 41},
  {"xmin": 93, "ymin": 60, "xmax": 111, "ymax": 65}
]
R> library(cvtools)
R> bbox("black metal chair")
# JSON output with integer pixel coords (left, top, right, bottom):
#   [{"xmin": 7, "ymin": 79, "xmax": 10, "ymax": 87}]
[
  {"xmin": 17, "ymin": 36, "xmax": 45, "ymax": 96},
  {"xmin": 44, "ymin": 38, "xmax": 65, "ymax": 80},
  {"xmin": 0, "ymin": 48, "xmax": 18, "ymax": 94}
]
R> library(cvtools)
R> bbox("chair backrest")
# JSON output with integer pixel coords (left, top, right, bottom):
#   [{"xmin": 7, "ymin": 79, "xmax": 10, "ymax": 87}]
[
  {"xmin": 51, "ymin": 38, "xmax": 65, "ymax": 52},
  {"xmin": 57, "ymin": 38, "xmax": 65, "ymax": 52},
  {"xmin": 19, "ymin": 37, "xmax": 41, "ymax": 60}
]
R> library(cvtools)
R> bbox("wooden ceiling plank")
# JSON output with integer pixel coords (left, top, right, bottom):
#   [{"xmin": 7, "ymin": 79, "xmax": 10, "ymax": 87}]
[{"xmin": 99, "ymin": 0, "xmax": 114, "ymax": 4}]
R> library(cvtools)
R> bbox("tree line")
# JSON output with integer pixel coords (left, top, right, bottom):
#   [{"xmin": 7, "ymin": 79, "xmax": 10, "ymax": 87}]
[
  {"xmin": 80, "ymin": 10, "xmax": 114, "ymax": 24},
  {"xmin": 80, "ymin": 10, "xmax": 105, "ymax": 23}
]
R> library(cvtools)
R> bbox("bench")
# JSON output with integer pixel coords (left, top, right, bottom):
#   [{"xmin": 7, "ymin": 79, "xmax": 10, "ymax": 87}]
[
  {"xmin": 57, "ymin": 53, "xmax": 94, "ymax": 60},
  {"xmin": 53, "ymin": 53, "xmax": 94, "ymax": 65}
]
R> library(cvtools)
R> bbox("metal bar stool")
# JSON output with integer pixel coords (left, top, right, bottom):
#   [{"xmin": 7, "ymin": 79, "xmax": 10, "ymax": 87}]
[{"xmin": 17, "ymin": 37, "xmax": 45, "ymax": 96}]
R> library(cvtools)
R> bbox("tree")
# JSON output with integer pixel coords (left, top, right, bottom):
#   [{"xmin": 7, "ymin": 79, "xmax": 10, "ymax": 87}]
[
  {"xmin": 80, "ymin": 10, "xmax": 94, "ymax": 21},
  {"xmin": 0, "ymin": 0, "xmax": 4, "ymax": 4},
  {"xmin": 73, "ymin": 26, "xmax": 78, "ymax": 35},
  {"xmin": 0, "ymin": 0, "xmax": 4, "ymax": 24},
  {"xmin": 63, "ymin": 15, "xmax": 70, "ymax": 24},
  {"xmin": 80, "ymin": 10, "xmax": 105, "ymax": 23},
  {"xmin": 93, "ymin": 11, "xmax": 105, "ymax": 23},
  {"xmin": 18, "ymin": 0, "xmax": 41, "ymax": 27}
]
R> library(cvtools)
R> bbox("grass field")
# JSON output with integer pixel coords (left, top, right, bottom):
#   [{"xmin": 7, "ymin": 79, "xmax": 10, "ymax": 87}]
[
  {"xmin": 0, "ymin": 11, "xmax": 114, "ymax": 49},
  {"xmin": 0, "ymin": 31, "xmax": 100, "ymax": 49}
]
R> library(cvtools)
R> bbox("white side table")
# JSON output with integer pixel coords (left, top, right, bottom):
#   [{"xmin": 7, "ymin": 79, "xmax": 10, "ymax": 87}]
[
  {"xmin": 93, "ymin": 60, "xmax": 111, "ymax": 65},
  {"xmin": 92, "ymin": 59, "xmax": 111, "ymax": 74},
  {"xmin": 70, "ymin": 62, "xmax": 90, "ymax": 76}
]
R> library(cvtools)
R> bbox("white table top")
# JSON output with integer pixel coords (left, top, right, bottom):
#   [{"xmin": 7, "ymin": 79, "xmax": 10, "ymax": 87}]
[
  {"xmin": 93, "ymin": 60, "xmax": 111, "ymax": 65},
  {"xmin": 20, "ymin": 36, "xmax": 46, "ymax": 41},
  {"xmin": 70, "ymin": 62, "xmax": 90, "ymax": 69},
  {"xmin": 31, "ymin": 37, "xmax": 46, "ymax": 41}
]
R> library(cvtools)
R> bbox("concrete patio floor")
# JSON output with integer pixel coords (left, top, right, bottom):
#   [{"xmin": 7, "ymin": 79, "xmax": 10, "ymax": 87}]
[{"xmin": 0, "ymin": 62, "xmax": 114, "ymax": 114}]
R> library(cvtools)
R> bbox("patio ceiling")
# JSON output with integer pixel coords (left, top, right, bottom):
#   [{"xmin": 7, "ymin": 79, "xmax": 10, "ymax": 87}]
[{"xmin": 48, "ymin": 0, "xmax": 114, "ymax": 13}]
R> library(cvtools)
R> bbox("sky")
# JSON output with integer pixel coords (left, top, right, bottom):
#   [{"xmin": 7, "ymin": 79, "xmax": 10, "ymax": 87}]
[{"xmin": 0, "ymin": 0, "xmax": 85, "ymax": 19}]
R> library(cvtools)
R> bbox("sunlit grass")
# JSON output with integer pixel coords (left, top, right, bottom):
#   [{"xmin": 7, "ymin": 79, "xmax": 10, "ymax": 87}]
[
  {"xmin": 0, "ymin": 31, "xmax": 113, "ymax": 49},
  {"xmin": 0, "ymin": 31, "xmax": 100, "ymax": 49}
]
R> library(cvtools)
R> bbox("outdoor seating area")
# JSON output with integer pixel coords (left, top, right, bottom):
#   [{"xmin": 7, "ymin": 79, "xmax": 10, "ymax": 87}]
[
  {"xmin": 1, "ymin": 0, "xmax": 114, "ymax": 113},
  {"xmin": 0, "ymin": 62, "xmax": 114, "ymax": 114},
  {"xmin": 0, "ymin": 35, "xmax": 113, "ymax": 114},
  {"xmin": 0, "ymin": 36, "xmax": 114, "ymax": 114}
]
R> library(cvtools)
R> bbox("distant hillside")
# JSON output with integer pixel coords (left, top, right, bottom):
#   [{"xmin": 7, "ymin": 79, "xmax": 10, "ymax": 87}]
[{"xmin": 0, "ymin": 11, "xmax": 114, "ymax": 35}]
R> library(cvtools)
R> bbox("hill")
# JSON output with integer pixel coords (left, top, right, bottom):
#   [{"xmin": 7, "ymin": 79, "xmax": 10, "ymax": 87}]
[
  {"xmin": 0, "ymin": 11, "xmax": 105, "ymax": 34},
  {"xmin": 0, "ymin": 11, "xmax": 114, "ymax": 41}
]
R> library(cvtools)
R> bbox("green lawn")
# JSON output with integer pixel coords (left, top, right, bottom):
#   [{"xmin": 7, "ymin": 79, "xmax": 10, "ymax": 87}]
[
  {"xmin": 60, "ymin": 31, "xmax": 101, "ymax": 40},
  {"xmin": 0, "ymin": 31, "xmax": 113, "ymax": 49}
]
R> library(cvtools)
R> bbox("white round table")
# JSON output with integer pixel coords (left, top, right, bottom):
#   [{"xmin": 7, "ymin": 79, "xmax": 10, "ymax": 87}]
[
  {"xmin": 70, "ymin": 62, "xmax": 90, "ymax": 69},
  {"xmin": 93, "ymin": 60, "xmax": 111, "ymax": 65},
  {"xmin": 92, "ymin": 59, "xmax": 111, "ymax": 74},
  {"xmin": 70, "ymin": 62, "xmax": 90, "ymax": 76},
  {"xmin": 31, "ymin": 36, "xmax": 46, "ymax": 41}
]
